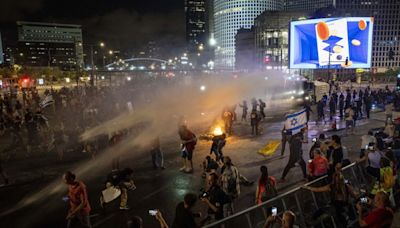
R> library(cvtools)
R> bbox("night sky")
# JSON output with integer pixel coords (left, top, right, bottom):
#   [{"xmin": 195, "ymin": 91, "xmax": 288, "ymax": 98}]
[{"xmin": 0, "ymin": 0, "xmax": 185, "ymax": 56}]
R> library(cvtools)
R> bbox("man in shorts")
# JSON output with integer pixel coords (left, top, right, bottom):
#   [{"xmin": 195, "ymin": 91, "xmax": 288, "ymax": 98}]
[
  {"xmin": 345, "ymin": 105, "xmax": 355, "ymax": 135},
  {"xmin": 178, "ymin": 124, "xmax": 197, "ymax": 173}
]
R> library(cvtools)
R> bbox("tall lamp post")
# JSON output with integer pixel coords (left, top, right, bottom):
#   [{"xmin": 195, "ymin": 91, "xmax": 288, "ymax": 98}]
[{"xmin": 87, "ymin": 42, "xmax": 105, "ymax": 86}]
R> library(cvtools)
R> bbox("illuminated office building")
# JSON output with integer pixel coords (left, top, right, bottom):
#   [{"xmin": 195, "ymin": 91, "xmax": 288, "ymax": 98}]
[
  {"xmin": 214, "ymin": 0, "xmax": 283, "ymax": 69},
  {"xmin": 17, "ymin": 21, "xmax": 83, "ymax": 70}
]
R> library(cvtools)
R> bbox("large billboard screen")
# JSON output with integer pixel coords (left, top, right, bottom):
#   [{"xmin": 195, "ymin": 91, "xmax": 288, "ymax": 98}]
[{"xmin": 289, "ymin": 17, "xmax": 374, "ymax": 69}]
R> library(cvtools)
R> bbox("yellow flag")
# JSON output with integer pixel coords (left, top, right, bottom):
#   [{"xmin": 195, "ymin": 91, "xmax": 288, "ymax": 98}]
[{"xmin": 258, "ymin": 140, "xmax": 281, "ymax": 156}]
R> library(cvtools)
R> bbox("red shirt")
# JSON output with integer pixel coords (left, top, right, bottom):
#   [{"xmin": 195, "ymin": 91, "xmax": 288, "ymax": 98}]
[
  {"xmin": 364, "ymin": 207, "xmax": 393, "ymax": 228},
  {"xmin": 256, "ymin": 176, "xmax": 276, "ymax": 204},
  {"xmin": 68, "ymin": 181, "xmax": 91, "ymax": 216}
]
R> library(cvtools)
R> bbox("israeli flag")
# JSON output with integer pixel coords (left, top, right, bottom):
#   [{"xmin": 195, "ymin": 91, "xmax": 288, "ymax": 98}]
[{"xmin": 285, "ymin": 109, "xmax": 307, "ymax": 134}]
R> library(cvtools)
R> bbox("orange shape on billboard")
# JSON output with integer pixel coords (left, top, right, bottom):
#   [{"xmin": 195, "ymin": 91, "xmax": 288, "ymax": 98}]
[
  {"xmin": 358, "ymin": 20, "xmax": 367, "ymax": 30},
  {"xmin": 316, "ymin": 22, "xmax": 330, "ymax": 40}
]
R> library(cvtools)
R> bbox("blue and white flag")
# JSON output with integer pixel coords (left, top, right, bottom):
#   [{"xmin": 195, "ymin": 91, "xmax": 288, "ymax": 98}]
[{"xmin": 285, "ymin": 109, "xmax": 307, "ymax": 134}]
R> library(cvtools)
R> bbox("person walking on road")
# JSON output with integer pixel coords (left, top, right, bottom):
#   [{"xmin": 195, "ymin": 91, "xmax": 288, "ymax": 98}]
[
  {"xmin": 63, "ymin": 171, "xmax": 92, "ymax": 228},
  {"xmin": 279, "ymin": 133, "xmax": 307, "ymax": 182},
  {"xmin": 239, "ymin": 100, "xmax": 248, "ymax": 122}
]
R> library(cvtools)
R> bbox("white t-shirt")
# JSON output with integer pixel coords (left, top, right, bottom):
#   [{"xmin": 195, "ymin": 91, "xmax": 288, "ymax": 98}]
[
  {"xmin": 360, "ymin": 135, "xmax": 377, "ymax": 149},
  {"xmin": 345, "ymin": 108, "xmax": 354, "ymax": 121}
]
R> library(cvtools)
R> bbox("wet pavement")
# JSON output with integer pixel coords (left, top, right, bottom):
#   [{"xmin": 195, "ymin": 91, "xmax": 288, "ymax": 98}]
[{"xmin": 0, "ymin": 107, "xmax": 391, "ymax": 228}]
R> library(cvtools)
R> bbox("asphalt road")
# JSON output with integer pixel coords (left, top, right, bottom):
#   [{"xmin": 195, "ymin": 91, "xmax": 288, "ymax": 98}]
[{"xmin": 0, "ymin": 107, "xmax": 389, "ymax": 228}]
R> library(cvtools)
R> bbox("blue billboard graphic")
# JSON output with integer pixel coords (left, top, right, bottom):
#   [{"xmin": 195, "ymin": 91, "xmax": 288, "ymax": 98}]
[{"xmin": 289, "ymin": 17, "xmax": 374, "ymax": 69}]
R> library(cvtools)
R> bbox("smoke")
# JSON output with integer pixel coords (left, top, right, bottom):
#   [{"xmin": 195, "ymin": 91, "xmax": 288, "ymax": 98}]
[{"xmin": 1, "ymin": 71, "xmax": 297, "ymax": 221}]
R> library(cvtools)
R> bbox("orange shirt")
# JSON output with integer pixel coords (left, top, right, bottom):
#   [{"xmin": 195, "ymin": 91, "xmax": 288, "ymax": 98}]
[{"xmin": 68, "ymin": 181, "xmax": 91, "ymax": 216}]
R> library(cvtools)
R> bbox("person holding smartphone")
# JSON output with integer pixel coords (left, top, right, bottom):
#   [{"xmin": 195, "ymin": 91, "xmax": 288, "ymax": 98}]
[
  {"xmin": 356, "ymin": 191, "xmax": 393, "ymax": 228},
  {"xmin": 263, "ymin": 210, "xmax": 296, "ymax": 228},
  {"xmin": 201, "ymin": 173, "xmax": 226, "ymax": 224}
]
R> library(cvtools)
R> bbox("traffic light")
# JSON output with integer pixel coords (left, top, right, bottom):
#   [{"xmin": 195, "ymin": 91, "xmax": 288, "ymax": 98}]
[{"xmin": 389, "ymin": 49, "xmax": 395, "ymax": 60}]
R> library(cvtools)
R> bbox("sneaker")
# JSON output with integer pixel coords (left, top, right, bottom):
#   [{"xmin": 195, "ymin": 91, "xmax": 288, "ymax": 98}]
[
  {"xmin": 119, "ymin": 206, "xmax": 130, "ymax": 210},
  {"xmin": 179, "ymin": 166, "xmax": 186, "ymax": 172}
]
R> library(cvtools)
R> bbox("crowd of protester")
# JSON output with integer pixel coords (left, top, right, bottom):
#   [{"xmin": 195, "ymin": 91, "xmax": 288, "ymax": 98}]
[{"xmin": 1, "ymin": 78, "xmax": 400, "ymax": 228}]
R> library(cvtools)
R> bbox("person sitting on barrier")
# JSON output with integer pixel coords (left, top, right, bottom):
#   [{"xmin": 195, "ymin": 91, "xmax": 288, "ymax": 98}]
[
  {"xmin": 357, "ymin": 143, "xmax": 382, "ymax": 180},
  {"xmin": 307, "ymin": 149, "xmax": 329, "ymax": 181},
  {"xmin": 255, "ymin": 165, "xmax": 277, "ymax": 205},
  {"xmin": 264, "ymin": 210, "xmax": 297, "ymax": 228},
  {"xmin": 356, "ymin": 191, "xmax": 393, "ymax": 228},
  {"xmin": 303, "ymin": 163, "xmax": 355, "ymax": 227}
]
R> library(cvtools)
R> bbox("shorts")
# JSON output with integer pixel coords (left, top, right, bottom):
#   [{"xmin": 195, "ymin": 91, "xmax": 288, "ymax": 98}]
[
  {"xmin": 345, "ymin": 120, "xmax": 354, "ymax": 128},
  {"xmin": 181, "ymin": 148, "xmax": 193, "ymax": 160}
]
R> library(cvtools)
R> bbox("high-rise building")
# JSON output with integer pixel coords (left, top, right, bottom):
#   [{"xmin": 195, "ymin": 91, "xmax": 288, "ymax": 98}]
[
  {"xmin": 185, "ymin": 0, "xmax": 207, "ymax": 54},
  {"xmin": 235, "ymin": 27, "xmax": 255, "ymax": 71},
  {"xmin": 214, "ymin": 0, "xmax": 283, "ymax": 69},
  {"xmin": 335, "ymin": 0, "xmax": 400, "ymax": 72},
  {"xmin": 0, "ymin": 32, "xmax": 4, "ymax": 65},
  {"xmin": 16, "ymin": 21, "xmax": 83, "ymax": 70},
  {"xmin": 254, "ymin": 11, "xmax": 308, "ymax": 70},
  {"xmin": 284, "ymin": 0, "xmax": 334, "ymax": 11}
]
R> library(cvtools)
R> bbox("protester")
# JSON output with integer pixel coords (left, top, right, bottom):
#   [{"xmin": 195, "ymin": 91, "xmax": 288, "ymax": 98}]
[
  {"xmin": 358, "ymin": 143, "xmax": 382, "ymax": 179},
  {"xmin": 255, "ymin": 165, "xmax": 277, "ymax": 204},
  {"xmin": 327, "ymin": 135, "xmax": 344, "ymax": 168},
  {"xmin": 172, "ymin": 193, "xmax": 198, "ymax": 228},
  {"xmin": 263, "ymin": 210, "xmax": 297, "ymax": 228},
  {"xmin": 304, "ymin": 163, "xmax": 354, "ymax": 227},
  {"xmin": 259, "ymin": 99, "xmax": 266, "ymax": 119},
  {"xmin": 250, "ymin": 109, "xmax": 260, "ymax": 135},
  {"xmin": 239, "ymin": 100, "xmax": 248, "ymax": 121},
  {"xmin": 202, "ymin": 156, "xmax": 219, "ymax": 178},
  {"xmin": 307, "ymin": 149, "xmax": 329, "ymax": 181},
  {"xmin": 63, "ymin": 171, "xmax": 92, "ymax": 228},
  {"xmin": 201, "ymin": 173, "xmax": 226, "ymax": 224},
  {"xmin": 280, "ymin": 133, "xmax": 307, "ymax": 182},
  {"xmin": 178, "ymin": 124, "xmax": 197, "ymax": 173},
  {"xmin": 150, "ymin": 136, "xmax": 165, "ymax": 169},
  {"xmin": 210, "ymin": 133, "xmax": 226, "ymax": 163},
  {"xmin": 106, "ymin": 168, "xmax": 136, "ymax": 210},
  {"xmin": 360, "ymin": 131, "xmax": 377, "ymax": 158},
  {"xmin": 280, "ymin": 127, "xmax": 291, "ymax": 156},
  {"xmin": 356, "ymin": 191, "xmax": 393, "ymax": 228},
  {"xmin": 345, "ymin": 105, "xmax": 355, "ymax": 135},
  {"xmin": 222, "ymin": 108, "xmax": 234, "ymax": 135},
  {"xmin": 220, "ymin": 156, "xmax": 240, "ymax": 217}
]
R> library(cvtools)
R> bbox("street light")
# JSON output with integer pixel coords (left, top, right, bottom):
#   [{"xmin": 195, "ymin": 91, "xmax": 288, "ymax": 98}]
[{"xmin": 87, "ymin": 42, "xmax": 106, "ymax": 86}]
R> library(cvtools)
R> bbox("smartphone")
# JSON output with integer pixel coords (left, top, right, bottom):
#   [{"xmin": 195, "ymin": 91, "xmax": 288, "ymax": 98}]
[
  {"xmin": 271, "ymin": 207, "xmax": 278, "ymax": 216},
  {"xmin": 360, "ymin": 197, "xmax": 368, "ymax": 204},
  {"xmin": 149, "ymin": 210, "xmax": 157, "ymax": 216},
  {"xmin": 365, "ymin": 145, "xmax": 369, "ymax": 149},
  {"xmin": 62, "ymin": 196, "xmax": 69, "ymax": 202},
  {"xmin": 312, "ymin": 138, "xmax": 317, "ymax": 142},
  {"xmin": 308, "ymin": 159, "xmax": 312, "ymax": 163}
]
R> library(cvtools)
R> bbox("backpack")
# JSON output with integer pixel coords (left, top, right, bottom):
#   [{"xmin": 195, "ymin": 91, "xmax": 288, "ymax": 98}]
[{"xmin": 261, "ymin": 177, "xmax": 277, "ymax": 201}]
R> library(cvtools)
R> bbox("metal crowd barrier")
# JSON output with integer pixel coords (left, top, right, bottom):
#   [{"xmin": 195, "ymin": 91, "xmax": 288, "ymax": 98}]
[{"xmin": 203, "ymin": 162, "xmax": 374, "ymax": 228}]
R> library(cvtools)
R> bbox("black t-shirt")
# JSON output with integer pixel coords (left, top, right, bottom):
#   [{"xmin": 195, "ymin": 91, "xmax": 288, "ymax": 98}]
[
  {"xmin": 172, "ymin": 202, "xmax": 196, "ymax": 228},
  {"xmin": 208, "ymin": 185, "xmax": 226, "ymax": 219}
]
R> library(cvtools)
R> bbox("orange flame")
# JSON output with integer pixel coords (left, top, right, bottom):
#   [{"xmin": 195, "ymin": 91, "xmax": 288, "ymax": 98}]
[{"xmin": 213, "ymin": 126, "xmax": 223, "ymax": 136}]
